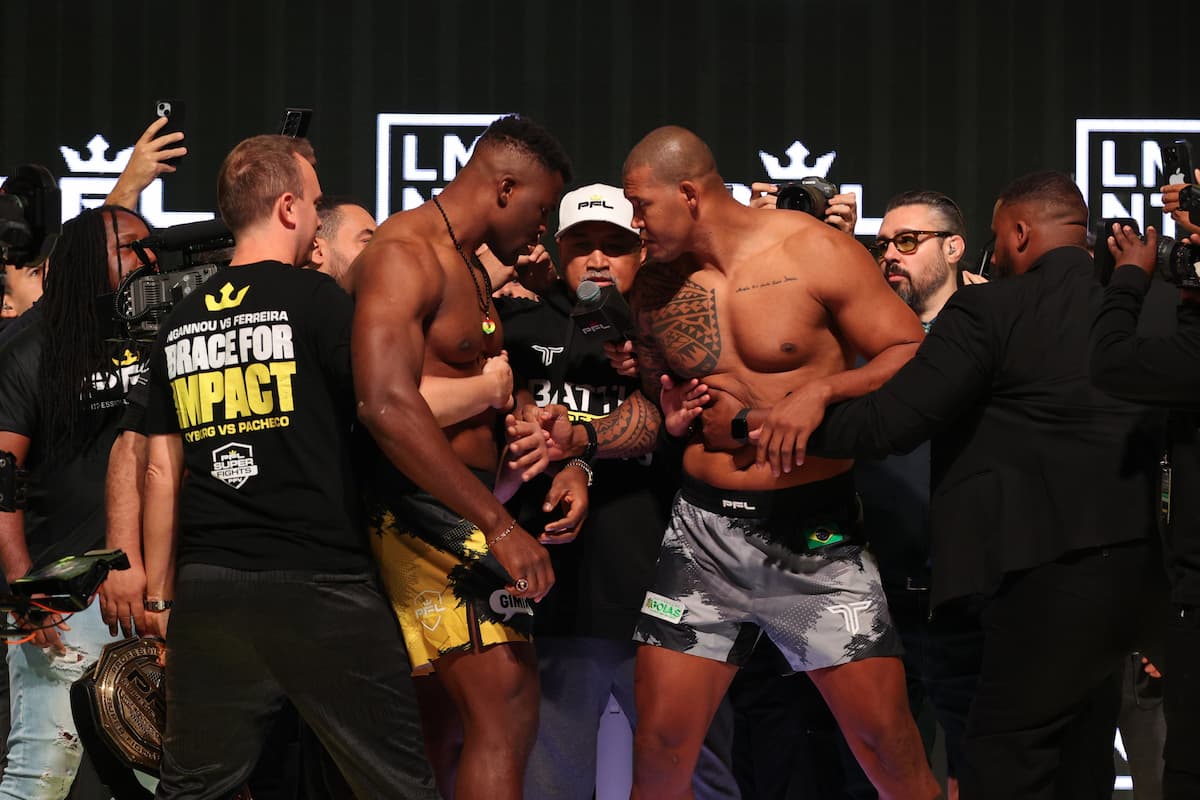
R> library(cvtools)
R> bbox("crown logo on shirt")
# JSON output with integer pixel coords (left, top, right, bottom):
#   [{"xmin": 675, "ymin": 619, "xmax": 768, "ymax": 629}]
[
  {"xmin": 759, "ymin": 140, "xmax": 836, "ymax": 180},
  {"xmin": 59, "ymin": 135, "xmax": 133, "ymax": 174},
  {"xmin": 205, "ymin": 282, "xmax": 249, "ymax": 312},
  {"xmin": 111, "ymin": 349, "xmax": 140, "ymax": 367}
]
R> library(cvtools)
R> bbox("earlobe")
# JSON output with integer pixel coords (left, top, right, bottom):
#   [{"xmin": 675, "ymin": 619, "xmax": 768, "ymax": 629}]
[
  {"xmin": 498, "ymin": 177, "xmax": 515, "ymax": 209},
  {"xmin": 279, "ymin": 193, "xmax": 298, "ymax": 229},
  {"xmin": 1014, "ymin": 221, "xmax": 1031, "ymax": 252},
  {"xmin": 680, "ymin": 180, "xmax": 699, "ymax": 210},
  {"xmin": 309, "ymin": 237, "xmax": 325, "ymax": 266}
]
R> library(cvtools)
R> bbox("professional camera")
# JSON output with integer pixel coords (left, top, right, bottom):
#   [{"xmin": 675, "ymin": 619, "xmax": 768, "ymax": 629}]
[
  {"xmin": 776, "ymin": 176, "xmax": 838, "ymax": 218},
  {"xmin": 0, "ymin": 450, "xmax": 28, "ymax": 513},
  {"xmin": 1154, "ymin": 233, "xmax": 1200, "ymax": 288},
  {"xmin": 0, "ymin": 165, "xmax": 61, "ymax": 267},
  {"xmin": 114, "ymin": 218, "xmax": 232, "ymax": 341},
  {"xmin": 1179, "ymin": 184, "xmax": 1200, "ymax": 227},
  {"xmin": 1094, "ymin": 216, "xmax": 1200, "ymax": 288}
]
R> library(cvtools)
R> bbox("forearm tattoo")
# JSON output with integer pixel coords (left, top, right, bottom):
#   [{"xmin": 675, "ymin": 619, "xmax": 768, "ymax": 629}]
[{"xmin": 595, "ymin": 390, "xmax": 661, "ymax": 460}]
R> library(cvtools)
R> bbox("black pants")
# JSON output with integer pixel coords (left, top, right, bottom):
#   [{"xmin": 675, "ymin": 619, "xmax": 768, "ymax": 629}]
[
  {"xmin": 1164, "ymin": 606, "xmax": 1200, "ymax": 799},
  {"xmin": 959, "ymin": 539, "xmax": 1161, "ymax": 800},
  {"xmin": 155, "ymin": 564, "xmax": 438, "ymax": 800},
  {"xmin": 887, "ymin": 585, "xmax": 985, "ymax": 782}
]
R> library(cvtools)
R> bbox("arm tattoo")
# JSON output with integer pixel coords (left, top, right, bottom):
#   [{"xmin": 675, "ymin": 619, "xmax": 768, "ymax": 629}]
[
  {"xmin": 630, "ymin": 264, "xmax": 722, "ymax": 391},
  {"xmin": 594, "ymin": 390, "xmax": 662, "ymax": 460},
  {"xmin": 637, "ymin": 270, "xmax": 722, "ymax": 378}
]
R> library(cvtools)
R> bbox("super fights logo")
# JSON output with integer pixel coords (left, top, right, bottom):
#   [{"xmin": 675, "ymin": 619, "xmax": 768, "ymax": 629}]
[
  {"xmin": 1075, "ymin": 119, "xmax": 1200, "ymax": 236},
  {"xmin": 375, "ymin": 113, "xmax": 507, "ymax": 220}
]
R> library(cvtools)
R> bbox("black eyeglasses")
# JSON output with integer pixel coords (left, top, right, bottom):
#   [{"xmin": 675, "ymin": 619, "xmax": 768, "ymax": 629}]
[{"xmin": 869, "ymin": 230, "xmax": 954, "ymax": 261}]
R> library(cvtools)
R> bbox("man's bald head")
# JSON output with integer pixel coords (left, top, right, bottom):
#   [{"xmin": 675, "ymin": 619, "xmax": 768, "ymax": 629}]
[{"xmin": 623, "ymin": 126, "xmax": 721, "ymax": 187}]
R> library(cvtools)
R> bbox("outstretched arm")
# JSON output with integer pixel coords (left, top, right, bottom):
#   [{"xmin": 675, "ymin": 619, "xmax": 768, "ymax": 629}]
[
  {"xmin": 754, "ymin": 228, "xmax": 924, "ymax": 476},
  {"xmin": 419, "ymin": 351, "xmax": 515, "ymax": 427},
  {"xmin": 105, "ymin": 116, "xmax": 188, "ymax": 210}
]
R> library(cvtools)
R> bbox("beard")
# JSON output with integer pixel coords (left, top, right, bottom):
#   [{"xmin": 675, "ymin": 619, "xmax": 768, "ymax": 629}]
[{"xmin": 886, "ymin": 252, "xmax": 953, "ymax": 314}]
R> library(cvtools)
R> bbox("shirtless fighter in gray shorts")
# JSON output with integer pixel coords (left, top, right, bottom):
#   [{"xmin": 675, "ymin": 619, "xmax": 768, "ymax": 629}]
[{"xmin": 621, "ymin": 126, "xmax": 939, "ymax": 800}]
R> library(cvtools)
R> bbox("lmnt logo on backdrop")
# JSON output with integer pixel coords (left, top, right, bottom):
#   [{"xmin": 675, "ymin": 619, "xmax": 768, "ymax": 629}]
[
  {"xmin": 375, "ymin": 112, "xmax": 507, "ymax": 221},
  {"xmin": 1075, "ymin": 119, "xmax": 1200, "ymax": 236}
]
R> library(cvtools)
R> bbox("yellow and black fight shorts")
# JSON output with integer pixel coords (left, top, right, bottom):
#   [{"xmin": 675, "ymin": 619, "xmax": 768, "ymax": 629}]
[{"xmin": 368, "ymin": 481, "xmax": 533, "ymax": 675}]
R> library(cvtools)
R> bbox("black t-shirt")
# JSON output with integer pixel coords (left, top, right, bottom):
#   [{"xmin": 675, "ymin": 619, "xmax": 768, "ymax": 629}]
[
  {"xmin": 144, "ymin": 261, "xmax": 368, "ymax": 572},
  {"xmin": 498, "ymin": 283, "xmax": 681, "ymax": 639},
  {"xmin": 0, "ymin": 307, "xmax": 146, "ymax": 568}
]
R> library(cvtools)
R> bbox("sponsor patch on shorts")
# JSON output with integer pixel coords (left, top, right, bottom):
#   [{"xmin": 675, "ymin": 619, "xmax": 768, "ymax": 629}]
[
  {"xmin": 642, "ymin": 591, "xmax": 686, "ymax": 625},
  {"xmin": 804, "ymin": 523, "xmax": 845, "ymax": 550},
  {"xmin": 489, "ymin": 589, "xmax": 534, "ymax": 622}
]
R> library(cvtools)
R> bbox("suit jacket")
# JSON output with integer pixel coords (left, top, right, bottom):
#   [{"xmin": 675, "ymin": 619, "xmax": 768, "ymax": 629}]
[{"xmin": 810, "ymin": 246, "xmax": 1161, "ymax": 607}]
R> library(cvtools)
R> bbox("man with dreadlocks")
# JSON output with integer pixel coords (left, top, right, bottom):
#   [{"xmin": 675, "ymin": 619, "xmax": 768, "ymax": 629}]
[{"xmin": 0, "ymin": 204, "xmax": 153, "ymax": 799}]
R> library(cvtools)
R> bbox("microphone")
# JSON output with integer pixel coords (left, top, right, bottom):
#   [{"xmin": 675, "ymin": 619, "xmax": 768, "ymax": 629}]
[
  {"xmin": 132, "ymin": 218, "xmax": 233, "ymax": 252},
  {"xmin": 571, "ymin": 280, "xmax": 634, "ymax": 341}
]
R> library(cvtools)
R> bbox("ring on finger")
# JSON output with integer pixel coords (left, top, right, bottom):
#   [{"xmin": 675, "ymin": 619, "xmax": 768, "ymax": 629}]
[{"xmin": 515, "ymin": 578, "xmax": 529, "ymax": 592}]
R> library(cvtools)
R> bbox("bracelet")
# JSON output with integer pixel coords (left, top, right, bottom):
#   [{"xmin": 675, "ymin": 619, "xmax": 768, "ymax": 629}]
[
  {"xmin": 143, "ymin": 599, "xmax": 173, "ymax": 612},
  {"xmin": 486, "ymin": 519, "xmax": 517, "ymax": 548},
  {"xmin": 575, "ymin": 419, "xmax": 598, "ymax": 463},
  {"xmin": 566, "ymin": 457, "xmax": 594, "ymax": 486}
]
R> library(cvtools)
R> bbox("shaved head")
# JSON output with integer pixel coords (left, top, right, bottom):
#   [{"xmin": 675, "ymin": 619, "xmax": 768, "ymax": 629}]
[
  {"xmin": 623, "ymin": 126, "xmax": 721, "ymax": 187},
  {"xmin": 996, "ymin": 170, "xmax": 1088, "ymax": 227}
]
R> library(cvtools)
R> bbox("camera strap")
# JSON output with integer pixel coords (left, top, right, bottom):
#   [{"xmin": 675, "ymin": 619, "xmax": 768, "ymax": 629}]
[{"xmin": 1160, "ymin": 451, "xmax": 1172, "ymax": 528}]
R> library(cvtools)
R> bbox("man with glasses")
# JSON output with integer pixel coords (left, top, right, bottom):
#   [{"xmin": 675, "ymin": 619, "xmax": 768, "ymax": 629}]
[
  {"xmin": 862, "ymin": 192, "xmax": 985, "ymax": 800},
  {"xmin": 802, "ymin": 171, "xmax": 1164, "ymax": 799}
]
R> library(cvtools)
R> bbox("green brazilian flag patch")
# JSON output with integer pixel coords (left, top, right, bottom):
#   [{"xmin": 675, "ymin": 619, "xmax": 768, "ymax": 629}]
[{"xmin": 804, "ymin": 523, "xmax": 845, "ymax": 551}]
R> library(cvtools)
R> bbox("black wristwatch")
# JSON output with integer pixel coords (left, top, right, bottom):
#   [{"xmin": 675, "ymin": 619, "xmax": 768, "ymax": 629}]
[
  {"xmin": 731, "ymin": 407, "xmax": 751, "ymax": 444},
  {"xmin": 576, "ymin": 419, "xmax": 598, "ymax": 463}
]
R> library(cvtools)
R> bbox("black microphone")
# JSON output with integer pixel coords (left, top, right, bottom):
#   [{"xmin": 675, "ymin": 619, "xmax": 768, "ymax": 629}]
[
  {"xmin": 132, "ymin": 218, "xmax": 233, "ymax": 252},
  {"xmin": 571, "ymin": 280, "xmax": 634, "ymax": 341}
]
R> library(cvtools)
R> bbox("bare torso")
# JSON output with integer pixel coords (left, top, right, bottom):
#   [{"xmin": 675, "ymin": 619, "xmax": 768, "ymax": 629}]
[
  {"xmin": 635, "ymin": 212, "xmax": 857, "ymax": 490},
  {"xmin": 367, "ymin": 207, "xmax": 504, "ymax": 472}
]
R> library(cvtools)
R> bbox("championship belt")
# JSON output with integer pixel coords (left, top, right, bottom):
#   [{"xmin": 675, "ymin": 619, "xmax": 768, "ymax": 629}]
[{"xmin": 71, "ymin": 636, "xmax": 165, "ymax": 775}]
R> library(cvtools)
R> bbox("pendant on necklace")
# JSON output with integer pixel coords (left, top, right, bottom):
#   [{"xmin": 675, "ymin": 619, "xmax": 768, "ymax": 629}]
[{"xmin": 482, "ymin": 315, "xmax": 496, "ymax": 335}]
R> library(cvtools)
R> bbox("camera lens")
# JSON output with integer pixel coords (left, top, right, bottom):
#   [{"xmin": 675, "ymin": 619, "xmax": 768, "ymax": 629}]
[{"xmin": 1155, "ymin": 236, "xmax": 1200, "ymax": 288}]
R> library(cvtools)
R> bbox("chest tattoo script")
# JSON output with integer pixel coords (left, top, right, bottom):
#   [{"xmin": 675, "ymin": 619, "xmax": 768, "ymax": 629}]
[
  {"xmin": 650, "ymin": 277, "xmax": 722, "ymax": 375},
  {"xmin": 736, "ymin": 275, "xmax": 798, "ymax": 293}
]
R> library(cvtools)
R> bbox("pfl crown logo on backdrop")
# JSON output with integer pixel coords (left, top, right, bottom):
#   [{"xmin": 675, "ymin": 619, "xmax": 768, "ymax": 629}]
[
  {"xmin": 759, "ymin": 141, "xmax": 837, "ymax": 180},
  {"xmin": 59, "ymin": 135, "xmax": 132, "ymax": 174}
]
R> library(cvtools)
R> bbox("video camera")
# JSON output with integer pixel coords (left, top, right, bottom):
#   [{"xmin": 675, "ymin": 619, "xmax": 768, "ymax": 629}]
[
  {"xmin": 9, "ymin": 549, "xmax": 131, "ymax": 614},
  {"xmin": 776, "ymin": 176, "xmax": 838, "ymax": 218},
  {"xmin": 114, "ymin": 218, "xmax": 233, "ymax": 341},
  {"xmin": 0, "ymin": 450, "xmax": 28, "ymax": 513},
  {"xmin": 0, "ymin": 165, "xmax": 61, "ymax": 268}
]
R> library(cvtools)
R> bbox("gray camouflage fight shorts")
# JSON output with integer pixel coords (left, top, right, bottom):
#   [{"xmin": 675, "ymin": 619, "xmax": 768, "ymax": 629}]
[{"xmin": 634, "ymin": 471, "xmax": 901, "ymax": 672}]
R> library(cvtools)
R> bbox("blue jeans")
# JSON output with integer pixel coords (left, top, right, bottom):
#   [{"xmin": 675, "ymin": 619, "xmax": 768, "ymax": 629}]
[
  {"xmin": 525, "ymin": 636, "xmax": 740, "ymax": 800},
  {"xmin": 0, "ymin": 602, "xmax": 118, "ymax": 800}
]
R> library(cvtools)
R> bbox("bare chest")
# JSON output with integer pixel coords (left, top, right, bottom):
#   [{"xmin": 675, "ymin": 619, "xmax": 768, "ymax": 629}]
[
  {"xmin": 646, "ymin": 269, "xmax": 832, "ymax": 378},
  {"xmin": 426, "ymin": 259, "xmax": 502, "ymax": 369}
]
